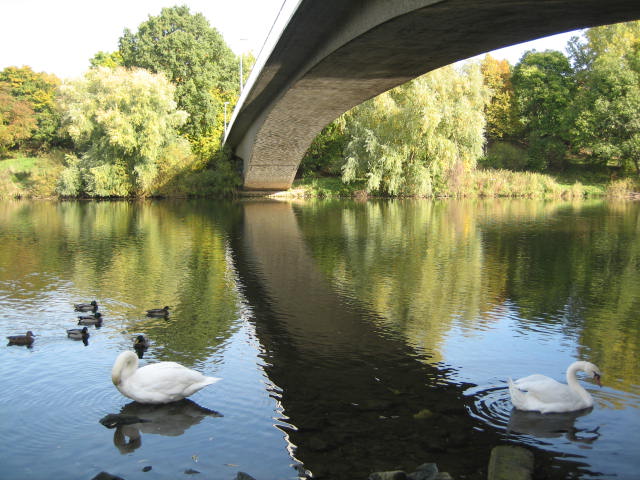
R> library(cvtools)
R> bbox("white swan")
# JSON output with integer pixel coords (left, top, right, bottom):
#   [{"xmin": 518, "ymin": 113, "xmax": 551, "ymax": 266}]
[
  {"xmin": 508, "ymin": 361, "xmax": 601, "ymax": 413},
  {"xmin": 111, "ymin": 351, "xmax": 221, "ymax": 404}
]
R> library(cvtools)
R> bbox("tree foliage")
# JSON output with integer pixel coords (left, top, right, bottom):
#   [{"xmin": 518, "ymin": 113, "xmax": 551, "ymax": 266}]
[
  {"xmin": 300, "ymin": 117, "xmax": 348, "ymax": 177},
  {"xmin": 0, "ymin": 83, "xmax": 37, "ymax": 155},
  {"xmin": 57, "ymin": 67, "xmax": 188, "ymax": 196},
  {"xmin": 480, "ymin": 54, "xmax": 520, "ymax": 141},
  {"xmin": 569, "ymin": 21, "xmax": 640, "ymax": 174},
  {"xmin": 118, "ymin": 6, "xmax": 238, "ymax": 157},
  {"xmin": 0, "ymin": 66, "xmax": 61, "ymax": 150},
  {"xmin": 90, "ymin": 51, "xmax": 124, "ymax": 70},
  {"xmin": 511, "ymin": 50, "xmax": 575, "ymax": 171},
  {"xmin": 342, "ymin": 64, "xmax": 489, "ymax": 196}
]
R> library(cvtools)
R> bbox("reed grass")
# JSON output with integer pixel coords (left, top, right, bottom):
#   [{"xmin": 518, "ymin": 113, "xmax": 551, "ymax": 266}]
[
  {"xmin": 605, "ymin": 178, "xmax": 640, "ymax": 197},
  {"xmin": 453, "ymin": 169, "xmax": 590, "ymax": 198}
]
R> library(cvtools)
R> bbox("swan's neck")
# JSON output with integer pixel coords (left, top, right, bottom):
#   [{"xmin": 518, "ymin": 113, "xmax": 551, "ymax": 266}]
[
  {"xmin": 112, "ymin": 352, "xmax": 138, "ymax": 386},
  {"xmin": 566, "ymin": 361, "xmax": 591, "ymax": 401}
]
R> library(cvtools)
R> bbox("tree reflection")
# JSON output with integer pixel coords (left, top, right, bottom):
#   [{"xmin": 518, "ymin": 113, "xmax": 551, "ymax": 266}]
[
  {"xmin": 0, "ymin": 199, "xmax": 240, "ymax": 366},
  {"xmin": 294, "ymin": 198, "xmax": 640, "ymax": 392}
]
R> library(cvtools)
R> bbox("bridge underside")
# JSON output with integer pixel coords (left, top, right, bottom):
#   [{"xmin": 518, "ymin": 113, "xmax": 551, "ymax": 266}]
[{"xmin": 225, "ymin": 0, "xmax": 640, "ymax": 191}]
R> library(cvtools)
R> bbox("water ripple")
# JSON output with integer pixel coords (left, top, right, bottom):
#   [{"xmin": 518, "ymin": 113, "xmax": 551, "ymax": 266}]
[{"xmin": 464, "ymin": 383, "xmax": 513, "ymax": 430}]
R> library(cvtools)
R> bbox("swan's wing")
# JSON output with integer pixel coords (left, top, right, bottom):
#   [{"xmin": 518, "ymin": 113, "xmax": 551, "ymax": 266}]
[
  {"xmin": 514, "ymin": 374, "xmax": 561, "ymax": 390},
  {"xmin": 129, "ymin": 363, "xmax": 217, "ymax": 402},
  {"xmin": 513, "ymin": 375, "xmax": 573, "ymax": 404}
]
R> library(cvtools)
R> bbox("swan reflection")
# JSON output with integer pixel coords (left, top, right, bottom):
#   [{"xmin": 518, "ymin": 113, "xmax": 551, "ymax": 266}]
[
  {"xmin": 507, "ymin": 407, "xmax": 600, "ymax": 444},
  {"xmin": 102, "ymin": 399, "xmax": 222, "ymax": 453}
]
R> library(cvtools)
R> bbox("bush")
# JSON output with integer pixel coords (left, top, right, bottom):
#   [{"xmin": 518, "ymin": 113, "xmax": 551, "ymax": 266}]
[
  {"xmin": 153, "ymin": 145, "xmax": 242, "ymax": 197},
  {"xmin": 479, "ymin": 141, "xmax": 528, "ymax": 170},
  {"xmin": 57, "ymin": 154, "xmax": 83, "ymax": 196}
]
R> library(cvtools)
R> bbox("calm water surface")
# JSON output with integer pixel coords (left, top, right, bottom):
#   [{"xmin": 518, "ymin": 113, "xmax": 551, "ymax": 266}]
[{"xmin": 0, "ymin": 198, "xmax": 638, "ymax": 480}]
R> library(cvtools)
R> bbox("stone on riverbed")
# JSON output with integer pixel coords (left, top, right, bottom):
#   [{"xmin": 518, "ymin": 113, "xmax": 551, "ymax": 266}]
[
  {"xmin": 369, "ymin": 462, "xmax": 452, "ymax": 480},
  {"xmin": 369, "ymin": 471, "xmax": 407, "ymax": 480},
  {"xmin": 409, "ymin": 463, "xmax": 438, "ymax": 480}
]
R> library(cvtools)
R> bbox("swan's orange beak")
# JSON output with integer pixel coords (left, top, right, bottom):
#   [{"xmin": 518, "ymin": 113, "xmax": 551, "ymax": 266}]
[{"xmin": 594, "ymin": 373, "xmax": 602, "ymax": 387}]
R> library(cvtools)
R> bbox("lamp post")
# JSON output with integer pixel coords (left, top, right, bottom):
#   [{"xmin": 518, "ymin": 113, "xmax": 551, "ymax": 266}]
[
  {"xmin": 224, "ymin": 101, "xmax": 230, "ymax": 136},
  {"xmin": 239, "ymin": 38, "xmax": 247, "ymax": 92}
]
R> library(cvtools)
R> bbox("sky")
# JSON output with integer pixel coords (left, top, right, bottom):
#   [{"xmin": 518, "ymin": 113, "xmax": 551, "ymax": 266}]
[{"xmin": 0, "ymin": 0, "xmax": 582, "ymax": 80}]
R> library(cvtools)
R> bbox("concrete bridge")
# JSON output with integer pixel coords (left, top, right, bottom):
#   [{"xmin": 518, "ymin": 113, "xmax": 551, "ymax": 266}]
[{"xmin": 224, "ymin": 0, "xmax": 640, "ymax": 191}]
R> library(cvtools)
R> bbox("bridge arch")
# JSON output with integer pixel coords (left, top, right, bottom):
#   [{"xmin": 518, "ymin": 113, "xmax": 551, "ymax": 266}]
[{"xmin": 225, "ymin": 0, "xmax": 640, "ymax": 190}]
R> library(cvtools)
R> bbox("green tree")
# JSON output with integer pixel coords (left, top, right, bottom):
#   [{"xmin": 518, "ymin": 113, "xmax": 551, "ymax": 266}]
[
  {"xmin": 342, "ymin": 63, "xmax": 489, "ymax": 196},
  {"xmin": 118, "ymin": 6, "xmax": 238, "ymax": 158},
  {"xmin": 0, "ymin": 66, "xmax": 61, "ymax": 150},
  {"xmin": 569, "ymin": 21, "xmax": 640, "ymax": 175},
  {"xmin": 57, "ymin": 67, "xmax": 188, "ymax": 196},
  {"xmin": 300, "ymin": 117, "xmax": 348, "ymax": 177},
  {"xmin": 511, "ymin": 50, "xmax": 575, "ymax": 171},
  {"xmin": 89, "ymin": 51, "xmax": 124, "ymax": 70},
  {"xmin": 0, "ymin": 83, "xmax": 37, "ymax": 155}
]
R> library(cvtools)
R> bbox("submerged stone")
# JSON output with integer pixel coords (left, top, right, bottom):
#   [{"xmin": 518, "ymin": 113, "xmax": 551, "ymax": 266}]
[
  {"xmin": 413, "ymin": 409, "xmax": 434, "ymax": 420},
  {"xmin": 236, "ymin": 473, "xmax": 257, "ymax": 480},
  {"xmin": 409, "ymin": 463, "xmax": 438, "ymax": 480},
  {"xmin": 92, "ymin": 473, "xmax": 126, "ymax": 480},
  {"xmin": 369, "ymin": 471, "xmax": 408, "ymax": 480},
  {"xmin": 372, "ymin": 462, "xmax": 451, "ymax": 480}
]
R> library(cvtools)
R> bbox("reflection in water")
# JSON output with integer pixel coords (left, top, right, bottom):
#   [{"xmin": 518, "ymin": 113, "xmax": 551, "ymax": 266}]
[
  {"xmin": 1, "ymin": 198, "xmax": 639, "ymax": 480},
  {"xmin": 233, "ymin": 200, "xmax": 503, "ymax": 479},
  {"xmin": 0, "ymin": 199, "xmax": 240, "ymax": 365},
  {"xmin": 294, "ymin": 199, "xmax": 640, "ymax": 393},
  {"xmin": 105, "ymin": 400, "xmax": 222, "ymax": 454},
  {"xmin": 234, "ymin": 199, "xmax": 640, "ymax": 480},
  {"xmin": 507, "ymin": 408, "xmax": 600, "ymax": 444}
]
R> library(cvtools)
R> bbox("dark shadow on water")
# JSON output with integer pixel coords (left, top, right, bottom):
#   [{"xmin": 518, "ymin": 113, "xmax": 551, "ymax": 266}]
[
  {"xmin": 224, "ymin": 200, "xmax": 597, "ymax": 480},
  {"xmin": 103, "ymin": 399, "xmax": 222, "ymax": 454},
  {"xmin": 228, "ymin": 201, "xmax": 497, "ymax": 479}
]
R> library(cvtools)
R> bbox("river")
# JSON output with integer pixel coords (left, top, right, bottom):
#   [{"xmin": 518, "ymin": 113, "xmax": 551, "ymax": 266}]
[{"xmin": 0, "ymin": 198, "xmax": 638, "ymax": 480}]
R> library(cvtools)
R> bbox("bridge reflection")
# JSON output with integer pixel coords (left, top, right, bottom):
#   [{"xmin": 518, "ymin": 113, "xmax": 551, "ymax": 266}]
[{"xmin": 228, "ymin": 200, "xmax": 504, "ymax": 479}]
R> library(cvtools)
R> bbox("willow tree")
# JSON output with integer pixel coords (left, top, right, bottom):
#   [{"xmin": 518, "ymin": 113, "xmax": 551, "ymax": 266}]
[
  {"xmin": 57, "ymin": 67, "xmax": 188, "ymax": 197},
  {"xmin": 342, "ymin": 63, "xmax": 489, "ymax": 196}
]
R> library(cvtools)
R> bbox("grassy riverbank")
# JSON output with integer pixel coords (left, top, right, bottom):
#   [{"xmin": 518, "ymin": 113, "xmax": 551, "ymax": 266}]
[
  {"xmin": 0, "ymin": 150, "xmax": 239, "ymax": 199},
  {"xmin": 0, "ymin": 153, "xmax": 65, "ymax": 198},
  {"xmin": 2, "ymin": 153, "xmax": 638, "ymax": 199},
  {"xmin": 292, "ymin": 170, "xmax": 638, "ymax": 199}
]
